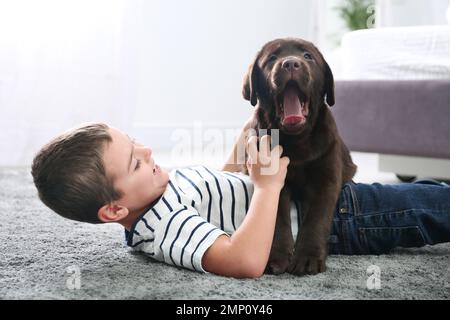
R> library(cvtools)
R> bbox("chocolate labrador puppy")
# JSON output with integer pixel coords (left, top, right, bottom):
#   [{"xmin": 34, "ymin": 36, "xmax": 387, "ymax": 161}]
[{"xmin": 242, "ymin": 38, "xmax": 357, "ymax": 276}]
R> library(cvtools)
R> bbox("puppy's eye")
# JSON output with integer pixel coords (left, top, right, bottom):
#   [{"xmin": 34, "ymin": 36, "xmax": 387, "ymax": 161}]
[
  {"xmin": 303, "ymin": 52, "xmax": 313, "ymax": 60},
  {"xmin": 268, "ymin": 54, "xmax": 278, "ymax": 62}
]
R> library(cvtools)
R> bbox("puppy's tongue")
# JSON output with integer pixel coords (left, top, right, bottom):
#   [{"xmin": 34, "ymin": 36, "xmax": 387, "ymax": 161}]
[{"xmin": 283, "ymin": 86, "xmax": 305, "ymax": 125}]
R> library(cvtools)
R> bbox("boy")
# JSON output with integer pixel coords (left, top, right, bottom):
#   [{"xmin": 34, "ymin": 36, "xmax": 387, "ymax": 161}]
[{"xmin": 31, "ymin": 121, "xmax": 450, "ymax": 279}]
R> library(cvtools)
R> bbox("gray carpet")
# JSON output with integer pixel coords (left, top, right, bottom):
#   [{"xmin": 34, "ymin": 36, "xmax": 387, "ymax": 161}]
[{"xmin": 1, "ymin": 167, "xmax": 449, "ymax": 300}]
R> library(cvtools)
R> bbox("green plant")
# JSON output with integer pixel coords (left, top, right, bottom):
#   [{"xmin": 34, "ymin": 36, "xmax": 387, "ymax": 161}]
[{"xmin": 334, "ymin": 0, "xmax": 375, "ymax": 31}]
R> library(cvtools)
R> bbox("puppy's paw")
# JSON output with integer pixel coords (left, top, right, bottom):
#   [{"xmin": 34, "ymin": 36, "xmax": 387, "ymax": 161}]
[
  {"xmin": 265, "ymin": 251, "xmax": 292, "ymax": 275},
  {"xmin": 287, "ymin": 254, "xmax": 326, "ymax": 276}
]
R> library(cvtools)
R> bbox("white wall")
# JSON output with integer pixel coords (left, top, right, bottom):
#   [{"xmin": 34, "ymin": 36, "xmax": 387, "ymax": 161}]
[{"xmin": 130, "ymin": 0, "xmax": 315, "ymax": 149}]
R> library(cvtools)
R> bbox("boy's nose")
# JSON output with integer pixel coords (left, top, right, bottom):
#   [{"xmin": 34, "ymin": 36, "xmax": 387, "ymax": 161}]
[{"xmin": 143, "ymin": 147, "xmax": 152, "ymax": 162}]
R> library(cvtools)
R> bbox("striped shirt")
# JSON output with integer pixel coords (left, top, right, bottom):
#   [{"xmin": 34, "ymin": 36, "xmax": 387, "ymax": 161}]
[{"xmin": 125, "ymin": 165, "xmax": 300, "ymax": 273}]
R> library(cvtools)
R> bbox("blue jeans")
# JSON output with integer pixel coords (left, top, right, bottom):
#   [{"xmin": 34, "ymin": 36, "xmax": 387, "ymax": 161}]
[{"xmin": 328, "ymin": 179, "xmax": 450, "ymax": 255}]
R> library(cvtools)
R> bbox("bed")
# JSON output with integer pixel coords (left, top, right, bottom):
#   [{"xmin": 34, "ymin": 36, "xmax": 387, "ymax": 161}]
[
  {"xmin": 333, "ymin": 25, "xmax": 450, "ymax": 181},
  {"xmin": 340, "ymin": 25, "xmax": 450, "ymax": 80}
]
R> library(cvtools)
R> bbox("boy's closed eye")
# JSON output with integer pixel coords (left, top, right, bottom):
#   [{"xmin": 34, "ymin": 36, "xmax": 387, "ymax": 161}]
[
  {"xmin": 129, "ymin": 137, "xmax": 142, "ymax": 172},
  {"xmin": 135, "ymin": 159, "xmax": 141, "ymax": 171}
]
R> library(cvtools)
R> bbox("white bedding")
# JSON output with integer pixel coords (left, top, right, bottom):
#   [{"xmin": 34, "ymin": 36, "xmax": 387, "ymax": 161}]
[{"xmin": 340, "ymin": 25, "xmax": 450, "ymax": 80}]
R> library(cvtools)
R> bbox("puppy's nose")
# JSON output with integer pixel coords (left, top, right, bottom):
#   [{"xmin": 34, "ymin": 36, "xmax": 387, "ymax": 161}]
[{"xmin": 282, "ymin": 59, "xmax": 300, "ymax": 72}]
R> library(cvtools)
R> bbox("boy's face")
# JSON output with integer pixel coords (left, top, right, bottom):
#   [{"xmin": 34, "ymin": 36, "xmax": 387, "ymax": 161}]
[{"xmin": 103, "ymin": 127, "xmax": 169, "ymax": 215}]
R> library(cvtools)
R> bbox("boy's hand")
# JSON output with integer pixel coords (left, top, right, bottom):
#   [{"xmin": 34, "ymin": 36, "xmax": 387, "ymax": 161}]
[
  {"xmin": 246, "ymin": 135, "xmax": 290, "ymax": 191},
  {"xmin": 242, "ymin": 114, "xmax": 255, "ymax": 132}
]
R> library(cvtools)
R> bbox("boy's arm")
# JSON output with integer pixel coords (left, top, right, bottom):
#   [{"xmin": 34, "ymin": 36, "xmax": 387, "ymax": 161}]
[
  {"xmin": 205, "ymin": 135, "xmax": 289, "ymax": 278},
  {"xmin": 202, "ymin": 187, "xmax": 281, "ymax": 278},
  {"xmin": 221, "ymin": 116, "xmax": 254, "ymax": 173}
]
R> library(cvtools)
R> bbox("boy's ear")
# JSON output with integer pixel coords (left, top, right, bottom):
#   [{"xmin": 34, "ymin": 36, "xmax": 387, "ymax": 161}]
[{"xmin": 98, "ymin": 203, "xmax": 129, "ymax": 223}]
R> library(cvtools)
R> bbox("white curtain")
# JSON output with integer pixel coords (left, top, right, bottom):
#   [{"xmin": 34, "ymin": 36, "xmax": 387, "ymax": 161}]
[{"xmin": 0, "ymin": 0, "xmax": 142, "ymax": 166}]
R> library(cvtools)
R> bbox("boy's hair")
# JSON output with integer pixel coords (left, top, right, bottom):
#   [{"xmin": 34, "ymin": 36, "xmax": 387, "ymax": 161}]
[{"xmin": 31, "ymin": 123, "xmax": 122, "ymax": 224}]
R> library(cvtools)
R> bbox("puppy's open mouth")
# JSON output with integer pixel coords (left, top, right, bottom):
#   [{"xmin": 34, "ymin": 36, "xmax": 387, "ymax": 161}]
[{"xmin": 276, "ymin": 81, "xmax": 309, "ymax": 127}]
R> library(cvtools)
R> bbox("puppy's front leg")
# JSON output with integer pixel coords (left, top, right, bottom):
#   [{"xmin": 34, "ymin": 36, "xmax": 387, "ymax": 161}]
[
  {"xmin": 265, "ymin": 186, "xmax": 294, "ymax": 275},
  {"xmin": 288, "ymin": 184, "xmax": 339, "ymax": 276}
]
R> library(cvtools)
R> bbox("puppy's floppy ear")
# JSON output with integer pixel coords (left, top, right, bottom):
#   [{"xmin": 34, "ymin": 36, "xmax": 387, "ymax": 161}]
[
  {"xmin": 313, "ymin": 42, "xmax": 335, "ymax": 107},
  {"xmin": 242, "ymin": 60, "xmax": 259, "ymax": 107},
  {"xmin": 323, "ymin": 60, "xmax": 335, "ymax": 107}
]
